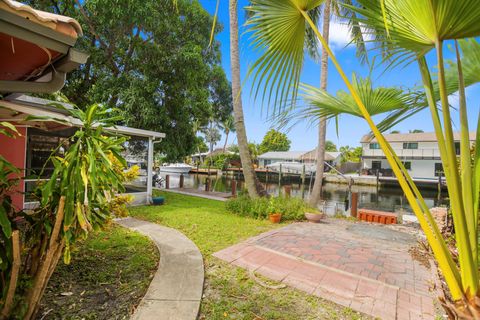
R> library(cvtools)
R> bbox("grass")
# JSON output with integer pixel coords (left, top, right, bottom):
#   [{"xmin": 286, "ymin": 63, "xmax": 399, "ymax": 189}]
[
  {"xmin": 38, "ymin": 224, "xmax": 159, "ymax": 319},
  {"xmin": 129, "ymin": 191, "xmax": 370, "ymax": 320}
]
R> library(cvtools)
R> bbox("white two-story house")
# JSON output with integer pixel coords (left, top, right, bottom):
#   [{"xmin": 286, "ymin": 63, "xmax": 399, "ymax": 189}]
[{"xmin": 361, "ymin": 132, "xmax": 476, "ymax": 180}]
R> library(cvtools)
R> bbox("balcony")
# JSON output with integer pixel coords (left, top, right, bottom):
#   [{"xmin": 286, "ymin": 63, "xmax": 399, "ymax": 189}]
[{"xmin": 362, "ymin": 148, "xmax": 441, "ymax": 159}]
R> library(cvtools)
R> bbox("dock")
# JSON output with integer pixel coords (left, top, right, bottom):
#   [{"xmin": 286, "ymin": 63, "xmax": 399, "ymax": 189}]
[{"xmin": 160, "ymin": 188, "xmax": 231, "ymax": 202}]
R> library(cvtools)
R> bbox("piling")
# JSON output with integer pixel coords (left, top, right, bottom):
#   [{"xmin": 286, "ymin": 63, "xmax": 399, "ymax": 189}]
[
  {"xmin": 205, "ymin": 177, "xmax": 210, "ymax": 192},
  {"xmin": 165, "ymin": 175, "xmax": 170, "ymax": 189},
  {"xmin": 179, "ymin": 174, "xmax": 184, "ymax": 188},
  {"xmin": 351, "ymin": 192, "xmax": 358, "ymax": 217},
  {"xmin": 231, "ymin": 180, "xmax": 237, "ymax": 197}
]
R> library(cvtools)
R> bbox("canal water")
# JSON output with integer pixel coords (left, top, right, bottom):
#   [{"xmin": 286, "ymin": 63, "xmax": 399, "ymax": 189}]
[{"xmin": 159, "ymin": 172, "xmax": 448, "ymax": 217}]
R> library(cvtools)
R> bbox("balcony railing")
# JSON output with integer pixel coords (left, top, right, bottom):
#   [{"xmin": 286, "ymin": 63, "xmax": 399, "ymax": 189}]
[{"xmin": 362, "ymin": 148, "xmax": 441, "ymax": 158}]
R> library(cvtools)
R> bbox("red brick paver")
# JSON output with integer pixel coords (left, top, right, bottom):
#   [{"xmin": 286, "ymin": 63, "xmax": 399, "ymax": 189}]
[{"xmin": 213, "ymin": 219, "xmax": 437, "ymax": 319}]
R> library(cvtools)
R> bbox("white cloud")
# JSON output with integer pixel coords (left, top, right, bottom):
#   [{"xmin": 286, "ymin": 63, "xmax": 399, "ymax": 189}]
[{"xmin": 319, "ymin": 20, "xmax": 373, "ymax": 52}]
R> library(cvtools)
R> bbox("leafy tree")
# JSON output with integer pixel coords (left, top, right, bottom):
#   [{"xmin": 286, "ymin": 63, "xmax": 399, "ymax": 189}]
[
  {"xmin": 325, "ymin": 140, "xmax": 337, "ymax": 152},
  {"xmin": 390, "ymin": 130, "xmax": 400, "ymax": 134},
  {"xmin": 258, "ymin": 129, "xmax": 291, "ymax": 154},
  {"xmin": 410, "ymin": 129, "xmax": 424, "ymax": 133},
  {"xmin": 203, "ymin": 122, "xmax": 222, "ymax": 153},
  {"xmin": 339, "ymin": 146, "xmax": 362, "ymax": 163},
  {"xmin": 194, "ymin": 136, "xmax": 209, "ymax": 154},
  {"xmin": 28, "ymin": 0, "xmax": 232, "ymax": 161}
]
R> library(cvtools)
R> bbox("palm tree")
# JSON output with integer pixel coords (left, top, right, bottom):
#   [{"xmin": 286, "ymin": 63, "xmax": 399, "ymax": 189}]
[
  {"xmin": 246, "ymin": 0, "xmax": 480, "ymax": 316},
  {"xmin": 219, "ymin": 114, "xmax": 236, "ymax": 152},
  {"xmin": 309, "ymin": 0, "xmax": 331, "ymax": 207},
  {"xmin": 229, "ymin": 0, "xmax": 265, "ymax": 198}
]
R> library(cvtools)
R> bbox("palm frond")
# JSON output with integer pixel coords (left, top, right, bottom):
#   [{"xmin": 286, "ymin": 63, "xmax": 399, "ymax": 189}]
[
  {"xmin": 278, "ymin": 74, "xmax": 413, "ymax": 130},
  {"xmin": 246, "ymin": 0, "xmax": 324, "ymax": 115},
  {"xmin": 345, "ymin": 0, "xmax": 480, "ymax": 66}
]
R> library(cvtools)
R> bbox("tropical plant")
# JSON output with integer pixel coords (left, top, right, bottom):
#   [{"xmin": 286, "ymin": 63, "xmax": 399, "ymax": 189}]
[
  {"xmin": 0, "ymin": 104, "xmax": 127, "ymax": 319},
  {"xmin": 246, "ymin": 0, "xmax": 480, "ymax": 316},
  {"xmin": 219, "ymin": 114, "xmax": 236, "ymax": 151}
]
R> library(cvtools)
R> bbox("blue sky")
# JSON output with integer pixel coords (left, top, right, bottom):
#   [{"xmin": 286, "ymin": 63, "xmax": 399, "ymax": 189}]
[{"xmin": 199, "ymin": 0, "xmax": 480, "ymax": 151}]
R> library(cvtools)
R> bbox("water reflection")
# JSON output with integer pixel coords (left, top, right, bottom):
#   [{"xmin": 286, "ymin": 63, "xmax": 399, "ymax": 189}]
[{"xmin": 158, "ymin": 173, "xmax": 448, "ymax": 216}]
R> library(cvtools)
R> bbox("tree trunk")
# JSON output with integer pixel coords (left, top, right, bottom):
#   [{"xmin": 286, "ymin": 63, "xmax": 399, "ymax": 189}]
[
  {"xmin": 223, "ymin": 131, "xmax": 229, "ymax": 152},
  {"xmin": 309, "ymin": 0, "xmax": 331, "ymax": 207},
  {"xmin": 229, "ymin": 0, "xmax": 265, "ymax": 198}
]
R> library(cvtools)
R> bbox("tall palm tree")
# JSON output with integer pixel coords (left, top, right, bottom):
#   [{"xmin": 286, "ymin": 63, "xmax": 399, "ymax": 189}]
[
  {"xmin": 309, "ymin": 0, "xmax": 331, "ymax": 207},
  {"xmin": 246, "ymin": 0, "xmax": 480, "ymax": 316},
  {"xmin": 219, "ymin": 114, "xmax": 236, "ymax": 151},
  {"xmin": 229, "ymin": 0, "xmax": 265, "ymax": 198}
]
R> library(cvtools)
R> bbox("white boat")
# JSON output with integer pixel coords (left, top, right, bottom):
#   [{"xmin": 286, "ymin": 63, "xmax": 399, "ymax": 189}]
[{"xmin": 160, "ymin": 163, "xmax": 193, "ymax": 174}]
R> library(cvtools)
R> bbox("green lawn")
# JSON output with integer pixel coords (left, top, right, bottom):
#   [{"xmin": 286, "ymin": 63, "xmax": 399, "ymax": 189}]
[
  {"xmin": 38, "ymin": 224, "xmax": 159, "ymax": 319},
  {"xmin": 129, "ymin": 191, "xmax": 370, "ymax": 320}
]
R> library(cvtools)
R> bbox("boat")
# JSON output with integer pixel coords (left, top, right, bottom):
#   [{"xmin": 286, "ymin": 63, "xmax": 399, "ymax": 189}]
[{"xmin": 160, "ymin": 163, "xmax": 193, "ymax": 174}]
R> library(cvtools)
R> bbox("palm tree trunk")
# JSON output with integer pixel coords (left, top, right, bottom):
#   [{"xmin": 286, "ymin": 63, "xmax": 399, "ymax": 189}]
[
  {"xmin": 229, "ymin": 0, "xmax": 264, "ymax": 198},
  {"xmin": 223, "ymin": 131, "xmax": 229, "ymax": 152},
  {"xmin": 309, "ymin": 0, "xmax": 331, "ymax": 207}
]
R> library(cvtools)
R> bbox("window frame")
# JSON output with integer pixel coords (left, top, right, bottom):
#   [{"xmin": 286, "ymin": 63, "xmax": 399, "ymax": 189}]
[{"xmin": 403, "ymin": 142, "xmax": 419, "ymax": 150}]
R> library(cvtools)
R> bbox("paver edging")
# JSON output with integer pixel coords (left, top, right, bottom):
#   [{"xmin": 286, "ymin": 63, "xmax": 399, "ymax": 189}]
[{"xmin": 115, "ymin": 217, "xmax": 204, "ymax": 320}]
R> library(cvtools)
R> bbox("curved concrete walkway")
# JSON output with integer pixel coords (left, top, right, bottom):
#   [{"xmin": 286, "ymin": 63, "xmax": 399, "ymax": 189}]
[{"xmin": 116, "ymin": 217, "xmax": 204, "ymax": 320}]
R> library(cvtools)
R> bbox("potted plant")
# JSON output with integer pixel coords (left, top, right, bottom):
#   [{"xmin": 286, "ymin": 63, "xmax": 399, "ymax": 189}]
[
  {"xmin": 304, "ymin": 203, "xmax": 325, "ymax": 223},
  {"xmin": 267, "ymin": 198, "xmax": 282, "ymax": 223}
]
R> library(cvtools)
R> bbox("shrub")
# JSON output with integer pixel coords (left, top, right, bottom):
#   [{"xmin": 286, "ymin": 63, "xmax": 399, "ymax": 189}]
[{"xmin": 225, "ymin": 196, "xmax": 314, "ymax": 221}]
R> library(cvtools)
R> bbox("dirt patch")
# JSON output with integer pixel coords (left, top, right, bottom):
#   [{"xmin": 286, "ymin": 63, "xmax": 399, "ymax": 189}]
[{"xmin": 36, "ymin": 225, "xmax": 159, "ymax": 319}]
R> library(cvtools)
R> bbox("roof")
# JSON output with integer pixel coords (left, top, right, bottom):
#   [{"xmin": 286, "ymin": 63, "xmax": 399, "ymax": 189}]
[
  {"xmin": 258, "ymin": 151, "xmax": 307, "ymax": 160},
  {"xmin": 1, "ymin": 0, "xmax": 82, "ymax": 37},
  {"xmin": 300, "ymin": 149, "xmax": 342, "ymax": 161},
  {"xmin": 0, "ymin": 96, "xmax": 165, "ymax": 139},
  {"xmin": 360, "ymin": 132, "xmax": 477, "ymax": 143}
]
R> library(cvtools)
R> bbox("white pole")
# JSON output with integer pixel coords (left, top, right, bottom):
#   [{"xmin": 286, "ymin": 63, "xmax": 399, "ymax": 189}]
[{"xmin": 147, "ymin": 137, "xmax": 154, "ymax": 204}]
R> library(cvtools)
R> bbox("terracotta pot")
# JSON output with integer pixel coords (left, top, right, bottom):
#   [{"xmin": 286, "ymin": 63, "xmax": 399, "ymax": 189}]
[
  {"xmin": 268, "ymin": 213, "xmax": 282, "ymax": 223},
  {"xmin": 304, "ymin": 212, "xmax": 324, "ymax": 223}
]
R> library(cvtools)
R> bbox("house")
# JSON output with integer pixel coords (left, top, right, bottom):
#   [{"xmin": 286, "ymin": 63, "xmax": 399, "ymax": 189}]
[
  {"xmin": 360, "ymin": 132, "xmax": 476, "ymax": 180},
  {"xmin": 258, "ymin": 150, "xmax": 342, "ymax": 168},
  {"xmin": 0, "ymin": 1, "xmax": 165, "ymax": 209}
]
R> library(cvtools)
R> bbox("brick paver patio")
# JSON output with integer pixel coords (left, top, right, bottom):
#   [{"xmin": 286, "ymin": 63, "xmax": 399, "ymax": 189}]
[{"xmin": 213, "ymin": 219, "xmax": 438, "ymax": 320}]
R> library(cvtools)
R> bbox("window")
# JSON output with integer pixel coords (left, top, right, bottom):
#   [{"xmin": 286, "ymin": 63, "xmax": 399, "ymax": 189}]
[
  {"xmin": 369, "ymin": 143, "xmax": 380, "ymax": 149},
  {"xmin": 434, "ymin": 163, "xmax": 444, "ymax": 177},
  {"xmin": 455, "ymin": 142, "xmax": 460, "ymax": 155},
  {"xmin": 403, "ymin": 142, "xmax": 418, "ymax": 149},
  {"xmin": 371, "ymin": 161, "xmax": 382, "ymax": 170},
  {"xmin": 402, "ymin": 161, "xmax": 411, "ymax": 170}
]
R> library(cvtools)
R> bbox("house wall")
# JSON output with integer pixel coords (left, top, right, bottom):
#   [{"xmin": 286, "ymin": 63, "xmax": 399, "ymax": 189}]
[
  {"xmin": 0, "ymin": 126, "xmax": 26, "ymax": 209},
  {"xmin": 362, "ymin": 158, "xmax": 441, "ymax": 179}
]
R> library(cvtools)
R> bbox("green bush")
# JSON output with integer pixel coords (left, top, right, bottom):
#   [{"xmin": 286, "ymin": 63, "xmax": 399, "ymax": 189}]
[
  {"xmin": 204, "ymin": 153, "xmax": 240, "ymax": 170},
  {"xmin": 225, "ymin": 196, "xmax": 315, "ymax": 221}
]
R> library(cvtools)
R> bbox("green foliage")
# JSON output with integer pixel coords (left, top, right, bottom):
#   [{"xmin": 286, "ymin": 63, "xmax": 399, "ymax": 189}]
[
  {"xmin": 28, "ymin": 0, "xmax": 232, "ymax": 161},
  {"xmin": 258, "ymin": 129, "xmax": 291, "ymax": 154},
  {"xmin": 225, "ymin": 196, "xmax": 313, "ymax": 221},
  {"xmin": 204, "ymin": 153, "xmax": 240, "ymax": 170},
  {"xmin": 339, "ymin": 146, "xmax": 362, "ymax": 163},
  {"xmin": 0, "ymin": 123, "xmax": 21, "ymax": 309},
  {"xmin": 33, "ymin": 103, "xmax": 127, "ymax": 263},
  {"xmin": 194, "ymin": 136, "xmax": 209, "ymax": 153},
  {"xmin": 325, "ymin": 140, "xmax": 337, "ymax": 152},
  {"xmin": 203, "ymin": 124, "xmax": 222, "ymax": 153}
]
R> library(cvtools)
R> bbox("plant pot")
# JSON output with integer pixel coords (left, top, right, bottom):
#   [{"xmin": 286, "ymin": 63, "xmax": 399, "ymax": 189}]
[
  {"xmin": 269, "ymin": 213, "xmax": 282, "ymax": 223},
  {"xmin": 152, "ymin": 197, "xmax": 165, "ymax": 205},
  {"xmin": 304, "ymin": 212, "xmax": 324, "ymax": 223}
]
